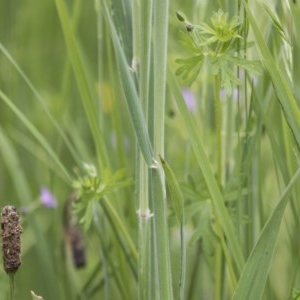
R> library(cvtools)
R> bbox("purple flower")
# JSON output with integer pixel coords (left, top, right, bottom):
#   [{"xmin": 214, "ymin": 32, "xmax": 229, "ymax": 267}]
[
  {"xmin": 40, "ymin": 187, "xmax": 58, "ymax": 208},
  {"xmin": 182, "ymin": 88, "xmax": 196, "ymax": 113}
]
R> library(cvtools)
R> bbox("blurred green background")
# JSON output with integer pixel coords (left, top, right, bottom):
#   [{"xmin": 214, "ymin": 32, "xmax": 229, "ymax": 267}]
[{"xmin": 1, "ymin": 0, "xmax": 300, "ymax": 299}]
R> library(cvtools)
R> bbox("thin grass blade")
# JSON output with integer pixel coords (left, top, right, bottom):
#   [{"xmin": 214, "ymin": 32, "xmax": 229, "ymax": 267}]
[
  {"xmin": 159, "ymin": 155, "xmax": 186, "ymax": 300},
  {"xmin": 168, "ymin": 69, "xmax": 244, "ymax": 275},
  {"xmin": 0, "ymin": 42, "xmax": 81, "ymax": 164},
  {"xmin": 232, "ymin": 167, "xmax": 300, "ymax": 300},
  {"xmin": 101, "ymin": 0, "xmax": 154, "ymax": 166},
  {"xmin": 55, "ymin": 0, "xmax": 108, "ymax": 169},
  {"xmin": 243, "ymin": 0, "xmax": 300, "ymax": 149},
  {"xmin": 0, "ymin": 89, "xmax": 71, "ymax": 182}
]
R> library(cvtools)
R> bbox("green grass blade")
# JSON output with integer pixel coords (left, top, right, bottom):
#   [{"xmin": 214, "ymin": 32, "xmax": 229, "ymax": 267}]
[
  {"xmin": 243, "ymin": 0, "xmax": 300, "ymax": 149},
  {"xmin": 168, "ymin": 69, "xmax": 244, "ymax": 275},
  {"xmin": 159, "ymin": 155, "xmax": 186, "ymax": 300},
  {"xmin": 0, "ymin": 42, "xmax": 81, "ymax": 165},
  {"xmin": 262, "ymin": 3, "xmax": 290, "ymax": 44},
  {"xmin": 0, "ymin": 127, "xmax": 33, "ymax": 207},
  {"xmin": 152, "ymin": 1, "xmax": 174, "ymax": 298},
  {"xmin": 134, "ymin": 0, "xmax": 153, "ymax": 298},
  {"xmin": 102, "ymin": 199, "xmax": 138, "ymax": 263},
  {"xmin": 159, "ymin": 155, "xmax": 184, "ymax": 224},
  {"xmin": 232, "ymin": 167, "xmax": 300, "ymax": 300},
  {"xmin": 101, "ymin": 0, "xmax": 154, "ymax": 166},
  {"xmin": 153, "ymin": 0, "xmax": 168, "ymax": 154},
  {"xmin": 110, "ymin": 0, "xmax": 133, "ymax": 63},
  {"xmin": 150, "ymin": 167, "xmax": 173, "ymax": 300},
  {"xmin": 55, "ymin": 0, "xmax": 108, "ymax": 169},
  {"xmin": 0, "ymin": 89, "xmax": 71, "ymax": 182}
]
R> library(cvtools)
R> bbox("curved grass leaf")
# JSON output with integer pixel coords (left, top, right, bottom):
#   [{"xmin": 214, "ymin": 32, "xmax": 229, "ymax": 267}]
[
  {"xmin": 55, "ymin": 0, "xmax": 108, "ymax": 169},
  {"xmin": 0, "ymin": 89, "xmax": 71, "ymax": 182},
  {"xmin": 242, "ymin": 0, "xmax": 300, "ymax": 149},
  {"xmin": 262, "ymin": 3, "xmax": 290, "ymax": 44},
  {"xmin": 0, "ymin": 43, "xmax": 81, "ymax": 165},
  {"xmin": 101, "ymin": 0, "xmax": 154, "ymax": 166},
  {"xmin": 232, "ymin": 167, "xmax": 300, "ymax": 300},
  {"xmin": 168, "ymin": 69, "xmax": 244, "ymax": 275},
  {"xmin": 159, "ymin": 155, "xmax": 186, "ymax": 300}
]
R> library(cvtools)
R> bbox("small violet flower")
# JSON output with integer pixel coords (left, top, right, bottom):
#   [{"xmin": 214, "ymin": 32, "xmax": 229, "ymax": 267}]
[
  {"xmin": 40, "ymin": 187, "xmax": 58, "ymax": 208},
  {"xmin": 182, "ymin": 88, "xmax": 197, "ymax": 113}
]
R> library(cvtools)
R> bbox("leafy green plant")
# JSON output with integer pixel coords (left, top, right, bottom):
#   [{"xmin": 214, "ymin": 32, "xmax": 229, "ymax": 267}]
[
  {"xmin": 176, "ymin": 9, "xmax": 261, "ymax": 94},
  {"xmin": 72, "ymin": 163, "xmax": 132, "ymax": 230}
]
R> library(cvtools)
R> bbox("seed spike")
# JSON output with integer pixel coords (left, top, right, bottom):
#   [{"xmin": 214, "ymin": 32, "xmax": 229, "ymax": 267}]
[{"xmin": 1, "ymin": 205, "xmax": 22, "ymax": 274}]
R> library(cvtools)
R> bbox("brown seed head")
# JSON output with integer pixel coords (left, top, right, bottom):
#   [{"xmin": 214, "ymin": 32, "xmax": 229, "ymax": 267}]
[
  {"xmin": 70, "ymin": 227, "xmax": 86, "ymax": 268},
  {"xmin": 1, "ymin": 205, "xmax": 22, "ymax": 274},
  {"xmin": 63, "ymin": 193, "xmax": 86, "ymax": 268}
]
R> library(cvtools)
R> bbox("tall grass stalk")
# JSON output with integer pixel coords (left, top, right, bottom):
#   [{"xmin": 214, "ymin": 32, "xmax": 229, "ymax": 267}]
[
  {"xmin": 9, "ymin": 274, "xmax": 14, "ymax": 300},
  {"xmin": 151, "ymin": 0, "xmax": 174, "ymax": 299},
  {"xmin": 55, "ymin": 0, "xmax": 109, "ymax": 171},
  {"xmin": 213, "ymin": 74, "xmax": 222, "ymax": 186},
  {"xmin": 134, "ymin": 0, "xmax": 153, "ymax": 298}
]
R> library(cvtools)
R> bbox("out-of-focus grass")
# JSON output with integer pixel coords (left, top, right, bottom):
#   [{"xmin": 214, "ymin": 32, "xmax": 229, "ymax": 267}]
[{"xmin": 0, "ymin": 0, "xmax": 300, "ymax": 299}]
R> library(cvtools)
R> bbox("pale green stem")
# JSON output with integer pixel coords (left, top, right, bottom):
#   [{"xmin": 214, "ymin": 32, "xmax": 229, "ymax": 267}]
[
  {"xmin": 134, "ymin": 0, "xmax": 153, "ymax": 298},
  {"xmin": 9, "ymin": 274, "xmax": 14, "ymax": 300},
  {"xmin": 152, "ymin": 0, "xmax": 173, "ymax": 298},
  {"xmin": 212, "ymin": 76, "xmax": 224, "ymax": 295},
  {"xmin": 214, "ymin": 242, "xmax": 222, "ymax": 300},
  {"xmin": 214, "ymin": 74, "xmax": 222, "ymax": 187}
]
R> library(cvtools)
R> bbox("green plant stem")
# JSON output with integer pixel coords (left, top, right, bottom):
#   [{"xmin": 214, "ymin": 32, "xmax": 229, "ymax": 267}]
[
  {"xmin": 151, "ymin": 168, "xmax": 173, "ymax": 299},
  {"xmin": 214, "ymin": 242, "xmax": 222, "ymax": 300},
  {"xmin": 159, "ymin": 155, "xmax": 186, "ymax": 299},
  {"xmin": 95, "ymin": 0, "xmax": 104, "ymax": 131},
  {"xmin": 137, "ymin": 0, "xmax": 152, "ymax": 214},
  {"xmin": 168, "ymin": 69, "xmax": 244, "ymax": 274},
  {"xmin": 151, "ymin": 0, "xmax": 173, "ymax": 298},
  {"xmin": 214, "ymin": 74, "xmax": 222, "ymax": 186},
  {"xmin": 138, "ymin": 213, "xmax": 151, "ymax": 300},
  {"xmin": 213, "ymin": 73, "xmax": 224, "ymax": 298},
  {"xmin": 9, "ymin": 274, "xmax": 14, "ymax": 300},
  {"xmin": 102, "ymin": 199, "xmax": 138, "ymax": 263},
  {"xmin": 134, "ymin": 0, "xmax": 153, "ymax": 298},
  {"xmin": 55, "ymin": 0, "xmax": 109, "ymax": 171},
  {"xmin": 102, "ymin": 0, "xmax": 153, "ymax": 166}
]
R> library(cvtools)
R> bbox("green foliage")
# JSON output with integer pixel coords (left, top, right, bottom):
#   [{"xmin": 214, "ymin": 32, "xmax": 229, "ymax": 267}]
[
  {"xmin": 1, "ymin": 0, "xmax": 300, "ymax": 299},
  {"xmin": 262, "ymin": 3, "xmax": 291, "ymax": 44},
  {"xmin": 233, "ymin": 167, "xmax": 300, "ymax": 300},
  {"xmin": 72, "ymin": 163, "xmax": 132, "ymax": 230},
  {"xmin": 176, "ymin": 9, "xmax": 261, "ymax": 94}
]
